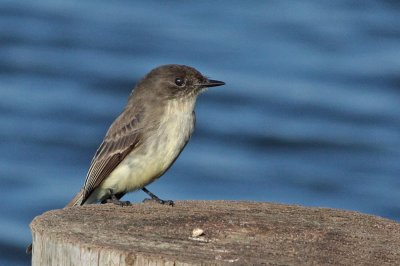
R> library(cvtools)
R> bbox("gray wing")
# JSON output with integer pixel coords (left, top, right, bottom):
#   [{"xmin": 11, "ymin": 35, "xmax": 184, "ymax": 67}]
[{"xmin": 80, "ymin": 113, "xmax": 144, "ymax": 204}]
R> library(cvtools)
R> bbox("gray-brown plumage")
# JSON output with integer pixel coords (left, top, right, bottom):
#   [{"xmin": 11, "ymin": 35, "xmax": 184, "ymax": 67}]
[
  {"xmin": 68, "ymin": 64, "xmax": 225, "ymax": 206},
  {"xmin": 27, "ymin": 64, "xmax": 224, "ymax": 254}
]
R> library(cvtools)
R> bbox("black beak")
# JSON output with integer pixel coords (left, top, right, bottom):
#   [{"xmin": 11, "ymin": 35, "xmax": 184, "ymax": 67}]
[{"xmin": 203, "ymin": 79, "xmax": 225, "ymax": 88}]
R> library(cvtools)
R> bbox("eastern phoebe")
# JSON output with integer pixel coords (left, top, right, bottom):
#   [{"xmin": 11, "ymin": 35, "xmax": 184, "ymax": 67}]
[
  {"xmin": 69, "ymin": 64, "xmax": 225, "ymax": 206},
  {"xmin": 27, "ymin": 64, "xmax": 224, "ymax": 253}
]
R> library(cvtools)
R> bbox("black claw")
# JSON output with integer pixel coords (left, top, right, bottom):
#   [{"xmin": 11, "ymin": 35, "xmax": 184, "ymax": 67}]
[
  {"xmin": 143, "ymin": 198, "xmax": 174, "ymax": 206},
  {"xmin": 141, "ymin": 187, "xmax": 174, "ymax": 206},
  {"xmin": 102, "ymin": 194, "xmax": 131, "ymax": 206},
  {"xmin": 105, "ymin": 199, "xmax": 131, "ymax": 206},
  {"xmin": 161, "ymin": 200, "xmax": 174, "ymax": 206}
]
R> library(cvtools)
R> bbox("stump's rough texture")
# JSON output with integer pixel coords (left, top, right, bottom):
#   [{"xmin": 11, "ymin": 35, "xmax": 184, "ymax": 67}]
[{"xmin": 30, "ymin": 201, "xmax": 400, "ymax": 265}]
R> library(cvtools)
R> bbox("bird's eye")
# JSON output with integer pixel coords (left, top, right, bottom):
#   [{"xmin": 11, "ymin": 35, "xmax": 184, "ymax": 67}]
[{"xmin": 175, "ymin": 78, "xmax": 185, "ymax": 87}]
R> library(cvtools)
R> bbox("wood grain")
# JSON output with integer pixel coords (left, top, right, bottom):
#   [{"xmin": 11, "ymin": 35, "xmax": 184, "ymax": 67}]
[{"xmin": 30, "ymin": 201, "xmax": 400, "ymax": 265}]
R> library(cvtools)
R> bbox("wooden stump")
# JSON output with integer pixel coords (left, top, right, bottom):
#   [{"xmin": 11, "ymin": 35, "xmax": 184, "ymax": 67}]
[{"xmin": 30, "ymin": 201, "xmax": 400, "ymax": 265}]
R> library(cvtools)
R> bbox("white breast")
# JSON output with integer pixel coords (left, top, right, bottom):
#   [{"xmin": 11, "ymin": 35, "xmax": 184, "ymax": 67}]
[{"xmin": 88, "ymin": 98, "xmax": 196, "ymax": 202}]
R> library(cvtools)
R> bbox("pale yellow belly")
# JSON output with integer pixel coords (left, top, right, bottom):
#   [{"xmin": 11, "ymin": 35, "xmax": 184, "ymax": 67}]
[
  {"xmin": 85, "ymin": 111, "xmax": 194, "ymax": 203},
  {"xmin": 100, "ymin": 141, "xmax": 181, "ymax": 194}
]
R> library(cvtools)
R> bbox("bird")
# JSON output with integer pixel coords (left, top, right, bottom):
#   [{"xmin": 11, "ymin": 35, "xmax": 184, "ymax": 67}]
[{"xmin": 26, "ymin": 64, "xmax": 225, "ymax": 253}]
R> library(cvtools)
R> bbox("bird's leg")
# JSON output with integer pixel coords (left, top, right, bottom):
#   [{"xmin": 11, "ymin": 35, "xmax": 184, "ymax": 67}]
[
  {"xmin": 102, "ymin": 190, "xmax": 131, "ymax": 206},
  {"xmin": 142, "ymin": 187, "xmax": 174, "ymax": 206}
]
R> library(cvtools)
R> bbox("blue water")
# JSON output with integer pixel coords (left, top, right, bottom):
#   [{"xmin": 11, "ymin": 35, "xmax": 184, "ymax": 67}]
[{"xmin": 1, "ymin": 1, "xmax": 400, "ymax": 264}]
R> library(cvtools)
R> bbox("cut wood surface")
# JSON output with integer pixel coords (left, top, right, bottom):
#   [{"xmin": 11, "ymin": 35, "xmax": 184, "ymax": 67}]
[{"xmin": 30, "ymin": 200, "xmax": 400, "ymax": 265}]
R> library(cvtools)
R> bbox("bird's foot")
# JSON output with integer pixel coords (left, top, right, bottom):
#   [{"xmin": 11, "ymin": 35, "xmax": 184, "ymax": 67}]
[
  {"xmin": 102, "ymin": 195, "xmax": 131, "ymax": 206},
  {"xmin": 143, "ymin": 197, "xmax": 174, "ymax": 206},
  {"xmin": 142, "ymin": 187, "xmax": 174, "ymax": 206}
]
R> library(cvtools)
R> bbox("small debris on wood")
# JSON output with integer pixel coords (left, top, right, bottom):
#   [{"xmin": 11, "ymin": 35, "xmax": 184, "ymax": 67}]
[{"xmin": 191, "ymin": 228, "xmax": 204, "ymax": 238}]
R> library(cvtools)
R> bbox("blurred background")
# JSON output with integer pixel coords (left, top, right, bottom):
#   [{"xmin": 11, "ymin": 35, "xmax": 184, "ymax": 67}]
[{"xmin": 1, "ymin": 0, "xmax": 400, "ymax": 264}]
